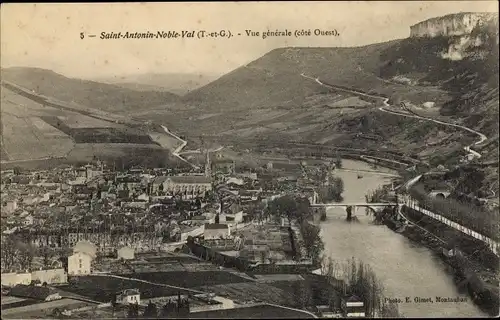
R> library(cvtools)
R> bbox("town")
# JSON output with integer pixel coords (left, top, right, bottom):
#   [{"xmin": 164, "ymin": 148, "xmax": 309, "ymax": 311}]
[
  {"xmin": 2, "ymin": 3, "xmax": 499, "ymax": 319},
  {"xmin": 0, "ymin": 152, "xmax": 368, "ymax": 319}
]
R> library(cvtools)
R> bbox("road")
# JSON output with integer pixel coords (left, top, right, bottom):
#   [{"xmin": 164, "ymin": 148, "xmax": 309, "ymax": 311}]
[
  {"xmin": 299, "ymin": 73, "xmax": 488, "ymax": 164},
  {"xmin": 301, "ymin": 73, "xmax": 497, "ymax": 251},
  {"xmin": 160, "ymin": 125, "xmax": 195, "ymax": 168},
  {"xmin": 159, "ymin": 125, "xmax": 225, "ymax": 168}
]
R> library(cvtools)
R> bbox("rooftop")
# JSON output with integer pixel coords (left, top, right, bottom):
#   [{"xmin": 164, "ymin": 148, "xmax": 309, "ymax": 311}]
[
  {"xmin": 169, "ymin": 176, "xmax": 212, "ymax": 184},
  {"xmin": 119, "ymin": 289, "xmax": 140, "ymax": 296},
  {"xmin": 204, "ymin": 223, "xmax": 228, "ymax": 230}
]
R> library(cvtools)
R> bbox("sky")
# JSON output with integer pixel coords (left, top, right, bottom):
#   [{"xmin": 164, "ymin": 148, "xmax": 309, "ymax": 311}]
[{"xmin": 1, "ymin": 1, "xmax": 498, "ymax": 79}]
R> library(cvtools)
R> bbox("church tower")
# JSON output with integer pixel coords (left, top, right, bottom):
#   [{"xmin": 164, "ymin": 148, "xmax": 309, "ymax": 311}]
[{"xmin": 204, "ymin": 149, "xmax": 211, "ymax": 177}]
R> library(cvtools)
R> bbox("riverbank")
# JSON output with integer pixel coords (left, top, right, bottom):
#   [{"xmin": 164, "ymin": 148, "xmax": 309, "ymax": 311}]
[
  {"xmin": 320, "ymin": 159, "xmax": 483, "ymax": 317},
  {"xmin": 344, "ymin": 158, "xmax": 498, "ymax": 316},
  {"xmin": 380, "ymin": 207, "xmax": 499, "ymax": 317}
]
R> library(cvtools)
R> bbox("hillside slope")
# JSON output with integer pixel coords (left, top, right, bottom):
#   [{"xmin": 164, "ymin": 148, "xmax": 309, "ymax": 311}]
[
  {"xmin": 184, "ymin": 41, "xmax": 399, "ymax": 110},
  {"xmin": 1, "ymin": 67, "xmax": 180, "ymax": 113},
  {"xmin": 0, "ymin": 74, "xmax": 183, "ymax": 169},
  {"xmin": 173, "ymin": 13, "xmax": 498, "ymax": 196},
  {"xmin": 98, "ymin": 73, "xmax": 220, "ymax": 95}
]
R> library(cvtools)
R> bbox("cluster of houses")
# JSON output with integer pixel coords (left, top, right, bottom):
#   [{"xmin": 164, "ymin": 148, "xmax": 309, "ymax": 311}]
[{"xmin": 1, "ymin": 156, "xmax": 319, "ymax": 286}]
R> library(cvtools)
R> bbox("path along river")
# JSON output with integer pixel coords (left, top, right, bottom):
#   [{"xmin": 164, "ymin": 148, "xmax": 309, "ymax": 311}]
[{"xmin": 320, "ymin": 159, "xmax": 486, "ymax": 318}]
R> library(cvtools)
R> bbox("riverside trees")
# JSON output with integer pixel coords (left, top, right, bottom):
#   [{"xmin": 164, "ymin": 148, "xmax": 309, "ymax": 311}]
[
  {"xmin": 319, "ymin": 175, "xmax": 345, "ymax": 203},
  {"xmin": 320, "ymin": 256, "xmax": 400, "ymax": 318},
  {"xmin": 266, "ymin": 194, "xmax": 311, "ymax": 225},
  {"xmin": 410, "ymin": 184, "xmax": 499, "ymax": 240},
  {"xmin": 266, "ymin": 195, "xmax": 324, "ymax": 265}
]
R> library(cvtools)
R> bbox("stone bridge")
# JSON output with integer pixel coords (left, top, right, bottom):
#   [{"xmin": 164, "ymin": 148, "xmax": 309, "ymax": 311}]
[{"xmin": 310, "ymin": 202, "xmax": 398, "ymax": 220}]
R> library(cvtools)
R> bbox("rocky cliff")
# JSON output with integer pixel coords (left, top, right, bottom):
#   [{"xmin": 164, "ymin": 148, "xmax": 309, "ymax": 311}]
[{"xmin": 410, "ymin": 12, "xmax": 497, "ymax": 38}]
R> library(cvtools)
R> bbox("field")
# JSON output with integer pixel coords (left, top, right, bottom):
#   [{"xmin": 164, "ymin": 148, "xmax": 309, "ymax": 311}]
[
  {"xmin": 56, "ymin": 114, "xmax": 119, "ymax": 128},
  {"xmin": 196, "ymin": 282, "xmax": 294, "ymax": 306},
  {"xmin": 0, "ymin": 84, "xmax": 176, "ymax": 166},
  {"xmin": 125, "ymin": 271, "xmax": 253, "ymax": 288},
  {"xmin": 188, "ymin": 304, "xmax": 315, "ymax": 318},
  {"xmin": 66, "ymin": 143, "xmax": 172, "ymax": 168},
  {"xmin": 1, "ymin": 113, "xmax": 74, "ymax": 160},
  {"xmin": 1, "ymin": 298, "xmax": 94, "ymax": 319},
  {"xmin": 1, "ymin": 67, "xmax": 179, "ymax": 114},
  {"xmin": 1, "ymin": 87, "xmax": 75, "ymax": 160},
  {"xmin": 58, "ymin": 275, "xmax": 194, "ymax": 303}
]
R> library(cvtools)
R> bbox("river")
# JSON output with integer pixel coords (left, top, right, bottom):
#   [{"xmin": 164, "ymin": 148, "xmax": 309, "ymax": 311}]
[{"xmin": 320, "ymin": 159, "xmax": 486, "ymax": 318}]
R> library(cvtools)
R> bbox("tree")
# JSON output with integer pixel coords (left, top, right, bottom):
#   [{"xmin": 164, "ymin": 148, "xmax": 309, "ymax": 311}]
[
  {"xmin": 127, "ymin": 302, "xmax": 139, "ymax": 319},
  {"xmin": 40, "ymin": 247, "xmax": 54, "ymax": 269},
  {"xmin": 300, "ymin": 222, "xmax": 324, "ymax": 265},
  {"xmin": 331, "ymin": 257, "xmax": 399, "ymax": 318},
  {"xmin": 143, "ymin": 301, "xmax": 158, "ymax": 318},
  {"xmin": 17, "ymin": 241, "xmax": 35, "ymax": 270},
  {"xmin": 1, "ymin": 236, "xmax": 16, "ymax": 270},
  {"xmin": 267, "ymin": 195, "xmax": 311, "ymax": 226},
  {"xmin": 318, "ymin": 176, "xmax": 345, "ymax": 203}
]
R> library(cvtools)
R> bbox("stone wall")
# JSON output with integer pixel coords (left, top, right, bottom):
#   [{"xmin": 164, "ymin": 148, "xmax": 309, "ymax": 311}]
[
  {"xmin": 1, "ymin": 272, "xmax": 32, "ymax": 287},
  {"xmin": 31, "ymin": 268, "xmax": 68, "ymax": 284}
]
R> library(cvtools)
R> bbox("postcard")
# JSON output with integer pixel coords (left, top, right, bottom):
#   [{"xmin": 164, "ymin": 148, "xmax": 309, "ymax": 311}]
[{"xmin": 1, "ymin": 1, "xmax": 498, "ymax": 318}]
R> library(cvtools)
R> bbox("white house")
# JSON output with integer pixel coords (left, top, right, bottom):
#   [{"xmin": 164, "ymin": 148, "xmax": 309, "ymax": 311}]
[
  {"xmin": 116, "ymin": 289, "xmax": 140, "ymax": 305},
  {"xmin": 67, "ymin": 252, "xmax": 92, "ymax": 275}
]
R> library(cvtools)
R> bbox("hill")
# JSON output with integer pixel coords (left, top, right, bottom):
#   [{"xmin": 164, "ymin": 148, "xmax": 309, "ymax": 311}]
[
  {"xmin": 0, "ymin": 75, "xmax": 183, "ymax": 169},
  {"xmin": 1, "ymin": 67, "xmax": 180, "ymax": 113},
  {"xmin": 161, "ymin": 13, "xmax": 496, "ymax": 196},
  {"xmin": 145, "ymin": 41, "xmax": 452, "ymax": 150},
  {"xmin": 96, "ymin": 72, "xmax": 220, "ymax": 95}
]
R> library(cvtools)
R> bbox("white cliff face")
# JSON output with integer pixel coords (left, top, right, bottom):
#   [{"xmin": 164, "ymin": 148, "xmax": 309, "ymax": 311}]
[
  {"xmin": 409, "ymin": 12, "xmax": 499, "ymax": 61},
  {"xmin": 410, "ymin": 12, "xmax": 497, "ymax": 38}
]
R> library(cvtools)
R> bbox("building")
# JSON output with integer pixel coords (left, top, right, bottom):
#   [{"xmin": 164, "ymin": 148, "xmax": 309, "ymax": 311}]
[
  {"xmin": 9, "ymin": 284, "xmax": 62, "ymax": 301},
  {"xmin": 342, "ymin": 295, "xmax": 365, "ymax": 317},
  {"xmin": 204, "ymin": 223, "xmax": 230, "ymax": 240},
  {"xmin": 73, "ymin": 241, "xmax": 97, "ymax": 259},
  {"xmin": 152, "ymin": 176, "xmax": 212, "ymax": 196},
  {"xmin": 212, "ymin": 160, "xmax": 235, "ymax": 175},
  {"xmin": 116, "ymin": 289, "xmax": 140, "ymax": 305},
  {"xmin": 117, "ymin": 246, "xmax": 135, "ymax": 260},
  {"xmin": 67, "ymin": 252, "xmax": 92, "ymax": 275},
  {"xmin": 219, "ymin": 211, "xmax": 244, "ymax": 228}
]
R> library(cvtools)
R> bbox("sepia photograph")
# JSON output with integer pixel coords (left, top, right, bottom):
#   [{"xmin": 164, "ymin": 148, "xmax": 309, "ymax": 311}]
[{"xmin": 0, "ymin": 1, "xmax": 499, "ymax": 318}]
